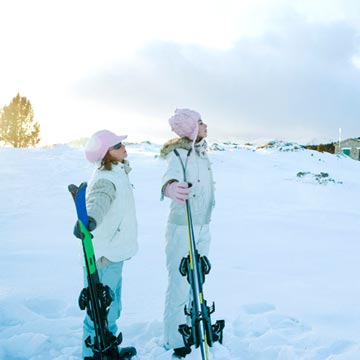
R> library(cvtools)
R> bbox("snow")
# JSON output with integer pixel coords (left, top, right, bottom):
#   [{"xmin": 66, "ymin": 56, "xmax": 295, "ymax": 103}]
[{"xmin": 0, "ymin": 142, "xmax": 360, "ymax": 360}]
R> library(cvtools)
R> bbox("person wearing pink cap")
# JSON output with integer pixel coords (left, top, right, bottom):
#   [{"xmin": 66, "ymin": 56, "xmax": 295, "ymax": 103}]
[
  {"xmin": 160, "ymin": 109, "xmax": 215, "ymax": 358},
  {"xmin": 74, "ymin": 129, "xmax": 138, "ymax": 359}
]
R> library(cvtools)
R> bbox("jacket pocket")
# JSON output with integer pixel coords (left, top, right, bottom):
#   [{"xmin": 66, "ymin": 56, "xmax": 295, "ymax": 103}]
[{"xmin": 109, "ymin": 224, "xmax": 122, "ymax": 243}]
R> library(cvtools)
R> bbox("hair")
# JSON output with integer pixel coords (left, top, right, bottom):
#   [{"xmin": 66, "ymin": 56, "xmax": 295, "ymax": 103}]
[{"xmin": 99, "ymin": 151, "xmax": 119, "ymax": 171}]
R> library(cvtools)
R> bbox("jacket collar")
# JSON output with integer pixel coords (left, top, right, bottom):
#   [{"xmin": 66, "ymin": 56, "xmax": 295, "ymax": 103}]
[
  {"xmin": 160, "ymin": 137, "xmax": 207, "ymax": 158},
  {"xmin": 112, "ymin": 160, "xmax": 132, "ymax": 174}
]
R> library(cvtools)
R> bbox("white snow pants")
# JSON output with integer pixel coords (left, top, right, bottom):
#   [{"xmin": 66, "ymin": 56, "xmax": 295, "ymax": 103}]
[
  {"xmin": 163, "ymin": 223, "xmax": 211, "ymax": 350},
  {"xmin": 82, "ymin": 261, "xmax": 124, "ymax": 358}
]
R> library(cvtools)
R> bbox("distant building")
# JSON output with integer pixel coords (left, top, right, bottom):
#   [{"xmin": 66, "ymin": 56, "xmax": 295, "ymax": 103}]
[{"xmin": 334, "ymin": 138, "xmax": 360, "ymax": 160}]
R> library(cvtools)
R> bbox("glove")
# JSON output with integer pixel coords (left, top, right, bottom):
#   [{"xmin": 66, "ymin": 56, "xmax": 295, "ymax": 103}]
[
  {"xmin": 73, "ymin": 216, "xmax": 97, "ymax": 239},
  {"xmin": 164, "ymin": 181, "xmax": 190, "ymax": 204}
]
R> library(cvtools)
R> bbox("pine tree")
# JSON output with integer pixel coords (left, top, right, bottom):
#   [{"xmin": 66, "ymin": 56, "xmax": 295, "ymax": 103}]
[{"xmin": 0, "ymin": 93, "xmax": 40, "ymax": 148}]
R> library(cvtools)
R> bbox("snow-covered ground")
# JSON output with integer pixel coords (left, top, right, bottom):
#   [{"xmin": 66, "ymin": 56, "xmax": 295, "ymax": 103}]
[{"xmin": 0, "ymin": 141, "xmax": 360, "ymax": 360}]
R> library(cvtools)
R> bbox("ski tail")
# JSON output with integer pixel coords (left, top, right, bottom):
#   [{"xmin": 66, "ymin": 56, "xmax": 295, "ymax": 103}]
[{"xmin": 68, "ymin": 182, "xmax": 89, "ymax": 227}]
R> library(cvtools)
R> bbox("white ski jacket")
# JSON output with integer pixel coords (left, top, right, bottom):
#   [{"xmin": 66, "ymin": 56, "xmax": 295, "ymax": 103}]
[
  {"xmin": 161, "ymin": 138, "xmax": 215, "ymax": 225},
  {"xmin": 86, "ymin": 162, "xmax": 138, "ymax": 262}
]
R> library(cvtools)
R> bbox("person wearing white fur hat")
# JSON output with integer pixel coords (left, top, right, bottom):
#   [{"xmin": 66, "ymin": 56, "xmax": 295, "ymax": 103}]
[
  {"xmin": 74, "ymin": 129, "xmax": 138, "ymax": 359},
  {"xmin": 160, "ymin": 109, "xmax": 215, "ymax": 358}
]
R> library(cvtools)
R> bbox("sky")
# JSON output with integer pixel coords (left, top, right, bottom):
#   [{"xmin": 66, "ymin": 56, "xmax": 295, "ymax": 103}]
[{"xmin": 0, "ymin": 0, "xmax": 360, "ymax": 145}]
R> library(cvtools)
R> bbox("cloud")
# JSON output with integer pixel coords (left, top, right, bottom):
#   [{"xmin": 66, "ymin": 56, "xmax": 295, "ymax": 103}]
[{"xmin": 76, "ymin": 15, "xmax": 360, "ymax": 143}]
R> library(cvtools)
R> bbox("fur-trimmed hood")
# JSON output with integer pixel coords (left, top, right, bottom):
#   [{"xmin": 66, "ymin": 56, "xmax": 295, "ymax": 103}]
[{"xmin": 160, "ymin": 138, "xmax": 207, "ymax": 158}]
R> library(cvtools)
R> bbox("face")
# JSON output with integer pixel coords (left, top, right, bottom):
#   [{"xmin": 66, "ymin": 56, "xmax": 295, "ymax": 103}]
[
  {"xmin": 109, "ymin": 142, "xmax": 127, "ymax": 162},
  {"xmin": 197, "ymin": 119, "xmax": 208, "ymax": 140}
]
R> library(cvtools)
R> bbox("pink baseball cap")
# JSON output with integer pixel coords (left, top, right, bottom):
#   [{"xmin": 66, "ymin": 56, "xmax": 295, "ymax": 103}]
[
  {"xmin": 168, "ymin": 108, "xmax": 201, "ymax": 140},
  {"xmin": 85, "ymin": 130, "xmax": 127, "ymax": 163}
]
